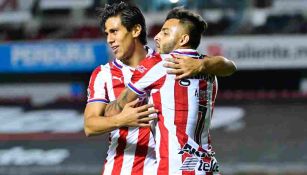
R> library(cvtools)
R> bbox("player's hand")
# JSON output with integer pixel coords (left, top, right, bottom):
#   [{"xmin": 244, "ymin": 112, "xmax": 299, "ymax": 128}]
[
  {"xmin": 163, "ymin": 55, "xmax": 203, "ymax": 80},
  {"xmin": 119, "ymin": 99, "xmax": 158, "ymax": 127}
]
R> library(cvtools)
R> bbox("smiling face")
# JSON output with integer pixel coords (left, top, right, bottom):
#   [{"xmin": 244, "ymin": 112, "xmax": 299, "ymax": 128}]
[
  {"xmin": 104, "ymin": 15, "xmax": 135, "ymax": 60},
  {"xmin": 154, "ymin": 19, "xmax": 187, "ymax": 54}
]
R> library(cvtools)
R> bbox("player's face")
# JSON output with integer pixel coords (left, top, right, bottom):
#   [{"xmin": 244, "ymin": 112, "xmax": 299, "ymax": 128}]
[
  {"xmin": 105, "ymin": 16, "xmax": 135, "ymax": 60},
  {"xmin": 154, "ymin": 19, "xmax": 184, "ymax": 54}
]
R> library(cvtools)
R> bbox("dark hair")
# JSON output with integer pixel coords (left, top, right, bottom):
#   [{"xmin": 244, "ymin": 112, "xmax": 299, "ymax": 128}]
[
  {"xmin": 97, "ymin": 2, "xmax": 147, "ymax": 45},
  {"xmin": 165, "ymin": 7, "xmax": 207, "ymax": 49}
]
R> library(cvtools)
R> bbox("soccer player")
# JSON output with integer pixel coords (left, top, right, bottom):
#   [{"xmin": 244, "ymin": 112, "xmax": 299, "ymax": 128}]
[
  {"xmin": 84, "ymin": 3, "xmax": 157, "ymax": 175},
  {"xmin": 104, "ymin": 7, "xmax": 227, "ymax": 175}
]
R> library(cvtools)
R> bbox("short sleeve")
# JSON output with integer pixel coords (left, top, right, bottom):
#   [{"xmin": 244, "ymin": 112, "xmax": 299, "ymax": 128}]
[{"xmin": 87, "ymin": 66, "xmax": 110, "ymax": 103}]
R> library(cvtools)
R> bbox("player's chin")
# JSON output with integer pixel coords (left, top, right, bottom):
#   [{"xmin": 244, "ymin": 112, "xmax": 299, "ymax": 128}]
[
  {"xmin": 114, "ymin": 52, "xmax": 123, "ymax": 59},
  {"xmin": 155, "ymin": 47, "xmax": 161, "ymax": 54}
]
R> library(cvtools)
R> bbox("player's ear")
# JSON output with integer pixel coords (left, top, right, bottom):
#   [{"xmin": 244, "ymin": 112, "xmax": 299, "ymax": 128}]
[
  {"xmin": 132, "ymin": 24, "xmax": 142, "ymax": 38},
  {"xmin": 179, "ymin": 34, "xmax": 190, "ymax": 47}
]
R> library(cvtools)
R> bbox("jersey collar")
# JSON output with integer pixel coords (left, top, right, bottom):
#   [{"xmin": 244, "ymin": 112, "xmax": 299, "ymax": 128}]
[{"xmin": 170, "ymin": 49, "xmax": 201, "ymax": 58}]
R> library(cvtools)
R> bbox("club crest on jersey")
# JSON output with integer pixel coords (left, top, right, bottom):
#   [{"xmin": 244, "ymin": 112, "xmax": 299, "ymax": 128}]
[
  {"xmin": 179, "ymin": 79, "xmax": 190, "ymax": 87},
  {"xmin": 136, "ymin": 65, "xmax": 147, "ymax": 73}
]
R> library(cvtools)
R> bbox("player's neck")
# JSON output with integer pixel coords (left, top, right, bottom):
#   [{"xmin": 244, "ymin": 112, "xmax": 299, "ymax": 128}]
[
  {"xmin": 177, "ymin": 46, "xmax": 193, "ymax": 50},
  {"xmin": 124, "ymin": 43, "xmax": 147, "ymax": 68}
]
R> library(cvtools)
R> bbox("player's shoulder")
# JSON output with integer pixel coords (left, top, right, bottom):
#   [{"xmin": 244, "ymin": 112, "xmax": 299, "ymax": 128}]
[
  {"xmin": 90, "ymin": 60, "xmax": 113, "ymax": 77},
  {"xmin": 91, "ymin": 65, "xmax": 103, "ymax": 75},
  {"xmin": 139, "ymin": 52, "xmax": 163, "ymax": 66},
  {"xmin": 91, "ymin": 64, "xmax": 104, "ymax": 74},
  {"xmin": 93, "ymin": 59, "xmax": 116, "ymax": 71}
]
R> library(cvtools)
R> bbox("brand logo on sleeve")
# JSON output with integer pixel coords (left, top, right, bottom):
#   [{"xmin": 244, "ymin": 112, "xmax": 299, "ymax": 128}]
[{"xmin": 112, "ymin": 76, "xmax": 123, "ymax": 83}]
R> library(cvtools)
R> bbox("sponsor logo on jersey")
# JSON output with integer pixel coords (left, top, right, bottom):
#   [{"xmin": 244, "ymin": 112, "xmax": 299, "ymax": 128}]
[
  {"xmin": 178, "ymin": 143, "xmax": 219, "ymax": 172},
  {"xmin": 198, "ymin": 157, "xmax": 219, "ymax": 172},
  {"xmin": 178, "ymin": 143, "xmax": 207, "ymax": 158},
  {"xmin": 180, "ymin": 157, "xmax": 199, "ymax": 171}
]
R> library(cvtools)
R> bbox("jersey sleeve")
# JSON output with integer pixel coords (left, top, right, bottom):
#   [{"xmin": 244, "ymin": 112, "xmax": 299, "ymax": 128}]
[
  {"xmin": 87, "ymin": 66, "xmax": 110, "ymax": 103},
  {"xmin": 127, "ymin": 54, "xmax": 166, "ymax": 95}
]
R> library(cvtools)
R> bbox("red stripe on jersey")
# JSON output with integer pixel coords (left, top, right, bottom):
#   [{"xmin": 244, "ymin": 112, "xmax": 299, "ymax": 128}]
[
  {"xmin": 88, "ymin": 66, "xmax": 101, "ymax": 99},
  {"xmin": 101, "ymin": 159, "xmax": 107, "ymax": 175},
  {"xmin": 153, "ymin": 91, "xmax": 169, "ymax": 175},
  {"xmin": 174, "ymin": 80, "xmax": 194, "ymax": 175},
  {"xmin": 131, "ymin": 127, "xmax": 151, "ymax": 175},
  {"xmin": 174, "ymin": 80, "xmax": 189, "ymax": 145},
  {"xmin": 110, "ymin": 64, "xmax": 128, "ymax": 175},
  {"xmin": 111, "ymin": 127, "xmax": 129, "ymax": 175},
  {"xmin": 104, "ymin": 81, "xmax": 109, "ymax": 101}
]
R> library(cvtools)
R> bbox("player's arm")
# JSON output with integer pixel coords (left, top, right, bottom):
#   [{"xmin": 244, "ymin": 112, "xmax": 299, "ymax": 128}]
[
  {"xmin": 104, "ymin": 88, "xmax": 155, "ymax": 118},
  {"xmin": 84, "ymin": 102, "xmax": 116, "ymax": 136},
  {"xmin": 84, "ymin": 66, "xmax": 156, "ymax": 137},
  {"xmin": 163, "ymin": 55, "xmax": 236, "ymax": 79},
  {"xmin": 84, "ymin": 100, "xmax": 156, "ymax": 136}
]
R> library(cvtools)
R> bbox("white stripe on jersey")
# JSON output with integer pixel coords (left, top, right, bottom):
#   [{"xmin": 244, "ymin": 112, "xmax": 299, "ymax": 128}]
[
  {"xmin": 159, "ymin": 74, "xmax": 183, "ymax": 174},
  {"xmin": 105, "ymin": 64, "xmax": 116, "ymax": 102},
  {"xmin": 143, "ymin": 133, "xmax": 157, "ymax": 175},
  {"xmin": 120, "ymin": 127, "xmax": 138, "ymax": 175},
  {"xmin": 122, "ymin": 64, "xmax": 134, "ymax": 87},
  {"xmin": 186, "ymin": 79, "xmax": 200, "ymax": 142},
  {"xmin": 104, "ymin": 129, "xmax": 120, "ymax": 175}
]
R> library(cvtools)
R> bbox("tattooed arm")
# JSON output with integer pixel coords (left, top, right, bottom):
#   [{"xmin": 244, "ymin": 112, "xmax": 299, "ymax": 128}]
[
  {"xmin": 105, "ymin": 88, "xmax": 136, "ymax": 116},
  {"xmin": 104, "ymin": 88, "xmax": 156, "ymax": 124},
  {"xmin": 85, "ymin": 88, "xmax": 157, "ymax": 136},
  {"xmin": 84, "ymin": 99, "xmax": 156, "ymax": 136}
]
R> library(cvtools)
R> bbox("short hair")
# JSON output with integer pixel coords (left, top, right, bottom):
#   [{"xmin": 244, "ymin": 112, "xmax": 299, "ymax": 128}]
[
  {"xmin": 97, "ymin": 2, "xmax": 147, "ymax": 45},
  {"xmin": 165, "ymin": 7, "xmax": 207, "ymax": 49}
]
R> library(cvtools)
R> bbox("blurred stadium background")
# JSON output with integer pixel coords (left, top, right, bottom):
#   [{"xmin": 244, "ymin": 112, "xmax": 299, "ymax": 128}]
[{"xmin": 0, "ymin": 0, "xmax": 307, "ymax": 175}]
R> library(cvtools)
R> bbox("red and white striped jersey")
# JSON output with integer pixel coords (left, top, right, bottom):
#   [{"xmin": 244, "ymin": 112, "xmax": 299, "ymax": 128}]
[
  {"xmin": 87, "ymin": 47, "xmax": 156, "ymax": 175},
  {"xmin": 128, "ymin": 49, "xmax": 219, "ymax": 175}
]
